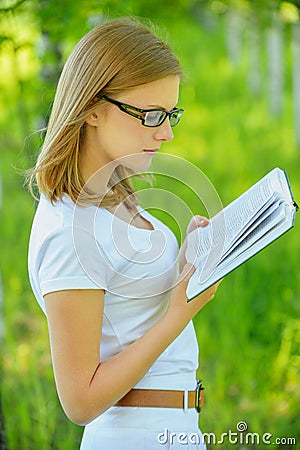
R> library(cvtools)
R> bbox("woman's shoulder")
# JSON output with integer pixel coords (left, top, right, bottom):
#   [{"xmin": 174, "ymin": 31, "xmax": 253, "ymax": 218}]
[
  {"xmin": 29, "ymin": 196, "xmax": 110, "ymax": 278},
  {"xmin": 30, "ymin": 195, "xmax": 110, "ymax": 252},
  {"xmin": 30, "ymin": 195, "xmax": 66, "ymax": 245}
]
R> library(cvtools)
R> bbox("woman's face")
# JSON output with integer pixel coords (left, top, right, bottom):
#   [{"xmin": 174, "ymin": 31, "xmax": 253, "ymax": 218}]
[{"xmin": 80, "ymin": 75, "xmax": 181, "ymax": 178}]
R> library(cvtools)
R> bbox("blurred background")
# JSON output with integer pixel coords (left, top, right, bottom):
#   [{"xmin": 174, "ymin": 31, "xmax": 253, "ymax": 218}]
[{"xmin": 0, "ymin": 0, "xmax": 299, "ymax": 449}]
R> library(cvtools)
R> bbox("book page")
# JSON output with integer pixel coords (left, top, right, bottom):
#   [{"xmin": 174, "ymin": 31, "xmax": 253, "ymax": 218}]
[
  {"xmin": 220, "ymin": 198, "xmax": 281, "ymax": 261},
  {"xmin": 219, "ymin": 200, "xmax": 286, "ymax": 266},
  {"xmin": 211, "ymin": 170, "xmax": 279, "ymax": 247},
  {"xmin": 271, "ymin": 168, "xmax": 293, "ymax": 202},
  {"xmin": 185, "ymin": 168, "xmax": 287, "ymax": 283},
  {"xmin": 186, "ymin": 204, "xmax": 295, "ymax": 300},
  {"xmin": 186, "ymin": 169, "xmax": 297, "ymax": 300}
]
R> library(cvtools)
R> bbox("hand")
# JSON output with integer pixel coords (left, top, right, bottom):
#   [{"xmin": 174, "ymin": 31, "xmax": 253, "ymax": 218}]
[
  {"xmin": 178, "ymin": 216, "xmax": 210, "ymax": 272},
  {"xmin": 168, "ymin": 262, "xmax": 222, "ymax": 325}
]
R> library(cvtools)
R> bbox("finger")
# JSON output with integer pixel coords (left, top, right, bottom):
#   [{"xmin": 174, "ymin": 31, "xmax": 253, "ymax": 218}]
[
  {"xmin": 196, "ymin": 215, "xmax": 210, "ymax": 226},
  {"xmin": 186, "ymin": 216, "xmax": 209, "ymax": 234},
  {"xmin": 209, "ymin": 279, "xmax": 223, "ymax": 297},
  {"xmin": 215, "ymin": 278, "xmax": 223, "ymax": 289}
]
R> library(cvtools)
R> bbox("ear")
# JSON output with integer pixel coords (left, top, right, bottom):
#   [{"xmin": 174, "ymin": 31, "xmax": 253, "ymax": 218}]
[{"xmin": 85, "ymin": 110, "xmax": 100, "ymax": 127}]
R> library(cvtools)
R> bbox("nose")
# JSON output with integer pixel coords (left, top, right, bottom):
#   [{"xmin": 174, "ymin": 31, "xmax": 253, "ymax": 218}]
[{"xmin": 153, "ymin": 118, "xmax": 174, "ymax": 143}]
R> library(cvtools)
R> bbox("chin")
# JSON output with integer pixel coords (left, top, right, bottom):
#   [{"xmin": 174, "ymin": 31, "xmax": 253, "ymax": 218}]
[
  {"xmin": 121, "ymin": 153, "xmax": 154, "ymax": 173},
  {"xmin": 128, "ymin": 161, "xmax": 152, "ymax": 174}
]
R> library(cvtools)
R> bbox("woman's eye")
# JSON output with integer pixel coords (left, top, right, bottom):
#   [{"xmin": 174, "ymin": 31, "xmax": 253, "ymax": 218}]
[{"xmin": 145, "ymin": 111, "xmax": 165, "ymax": 125}]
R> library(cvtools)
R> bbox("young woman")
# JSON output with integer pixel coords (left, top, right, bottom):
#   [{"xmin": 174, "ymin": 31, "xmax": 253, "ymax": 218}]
[{"xmin": 28, "ymin": 18, "xmax": 221, "ymax": 450}]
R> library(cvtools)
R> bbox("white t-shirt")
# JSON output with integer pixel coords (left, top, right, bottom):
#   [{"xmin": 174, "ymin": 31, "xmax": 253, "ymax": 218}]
[{"xmin": 28, "ymin": 194, "xmax": 199, "ymax": 390}]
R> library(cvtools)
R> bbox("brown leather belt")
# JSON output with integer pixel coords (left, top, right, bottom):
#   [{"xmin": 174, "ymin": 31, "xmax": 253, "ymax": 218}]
[{"xmin": 115, "ymin": 380, "xmax": 204, "ymax": 412}]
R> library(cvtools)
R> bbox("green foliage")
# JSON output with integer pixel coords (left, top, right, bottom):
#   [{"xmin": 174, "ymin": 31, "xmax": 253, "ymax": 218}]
[{"xmin": 0, "ymin": 2, "xmax": 299, "ymax": 449}]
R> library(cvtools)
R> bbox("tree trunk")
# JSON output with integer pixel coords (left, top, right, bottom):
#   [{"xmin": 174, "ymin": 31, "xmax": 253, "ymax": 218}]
[
  {"xmin": 266, "ymin": 17, "xmax": 284, "ymax": 117},
  {"xmin": 0, "ymin": 271, "xmax": 8, "ymax": 450},
  {"xmin": 225, "ymin": 7, "xmax": 243, "ymax": 66},
  {"xmin": 247, "ymin": 14, "xmax": 262, "ymax": 96},
  {"xmin": 0, "ymin": 396, "xmax": 8, "ymax": 450}
]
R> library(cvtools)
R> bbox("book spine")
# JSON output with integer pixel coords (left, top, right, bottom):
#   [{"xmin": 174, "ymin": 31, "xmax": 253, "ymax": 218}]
[{"xmin": 283, "ymin": 169, "xmax": 299, "ymax": 211}]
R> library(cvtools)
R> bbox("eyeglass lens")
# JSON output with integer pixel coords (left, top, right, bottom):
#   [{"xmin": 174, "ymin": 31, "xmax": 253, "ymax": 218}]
[
  {"xmin": 169, "ymin": 111, "xmax": 182, "ymax": 127},
  {"xmin": 144, "ymin": 111, "xmax": 166, "ymax": 127},
  {"xmin": 144, "ymin": 110, "xmax": 182, "ymax": 127}
]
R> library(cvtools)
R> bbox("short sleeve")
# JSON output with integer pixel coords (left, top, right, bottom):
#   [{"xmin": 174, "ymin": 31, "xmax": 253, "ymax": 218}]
[{"xmin": 39, "ymin": 226, "xmax": 110, "ymax": 296}]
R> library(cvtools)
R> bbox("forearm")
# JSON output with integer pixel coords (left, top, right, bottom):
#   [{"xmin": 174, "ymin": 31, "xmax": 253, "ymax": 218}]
[{"xmin": 77, "ymin": 307, "xmax": 189, "ymax": 425}]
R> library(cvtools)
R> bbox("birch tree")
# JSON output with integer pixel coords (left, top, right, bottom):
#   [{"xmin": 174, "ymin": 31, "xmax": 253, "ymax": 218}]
[
  {"xmin": 266, "ymin": 15, "xmax": 284, "ymax": 117},
  {"xmin": 247, "ymin": 13, "xmax": 262, "ymax": 96},
  {"xmin": 225, "ymin": 6, "xmax": 243, "ymax": 66}
]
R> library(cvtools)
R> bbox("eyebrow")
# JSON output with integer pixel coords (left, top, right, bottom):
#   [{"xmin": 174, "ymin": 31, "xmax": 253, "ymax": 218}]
[{"xmin": 147, "ymin": 104, "xmax": 178, "ymax": 110}]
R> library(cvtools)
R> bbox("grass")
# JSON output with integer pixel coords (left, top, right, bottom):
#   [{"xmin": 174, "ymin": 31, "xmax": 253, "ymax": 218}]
[{"xmin": 1, "ymin": 10, "xmax": 300, "ymax": 450}]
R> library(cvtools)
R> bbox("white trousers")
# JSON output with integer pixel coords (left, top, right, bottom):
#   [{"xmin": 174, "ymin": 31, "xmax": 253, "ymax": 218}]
[{"xmin": 80, "ymin": 406, "xmax": 206, "ymax": 450}]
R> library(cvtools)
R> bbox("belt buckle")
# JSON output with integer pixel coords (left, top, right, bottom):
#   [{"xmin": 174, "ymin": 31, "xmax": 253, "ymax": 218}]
[{"xmin": 195, "ymin": 379, "xmax": 204, "ymax": 413}]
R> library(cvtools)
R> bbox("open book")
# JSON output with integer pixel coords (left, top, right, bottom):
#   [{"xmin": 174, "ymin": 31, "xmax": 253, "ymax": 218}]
[{"xmin": 186, "ymin": 168, "xmax": 298, "ymax": 301}]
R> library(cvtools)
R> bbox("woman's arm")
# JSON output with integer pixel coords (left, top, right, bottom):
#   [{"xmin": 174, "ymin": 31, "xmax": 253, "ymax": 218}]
[{"xmin": 45, "ymin": 264, "xmax": 220, "ymax": 426}]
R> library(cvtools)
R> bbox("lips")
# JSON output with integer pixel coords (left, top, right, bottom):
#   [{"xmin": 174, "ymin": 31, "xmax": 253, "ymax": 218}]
[{"xmin": 143, "ymin": 149, "xmax": 159, "ymax": 153}]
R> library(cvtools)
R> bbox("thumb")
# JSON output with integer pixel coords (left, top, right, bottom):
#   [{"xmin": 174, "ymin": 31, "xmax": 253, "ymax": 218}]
[{"xmin": 178, "ymin": 262, "xmax": 196, "ymax": 284}]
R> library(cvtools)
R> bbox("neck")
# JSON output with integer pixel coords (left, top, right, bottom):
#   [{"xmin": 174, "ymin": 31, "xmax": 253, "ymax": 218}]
[{"xmin": 79, "ymin": 130, "xmax": 117, "ymax": 196}]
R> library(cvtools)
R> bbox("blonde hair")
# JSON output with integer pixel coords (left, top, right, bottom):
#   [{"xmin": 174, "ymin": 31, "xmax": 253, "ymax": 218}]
[{"xmin": 29, "ymin": 17, "xmax": 183, "ymax": 206}]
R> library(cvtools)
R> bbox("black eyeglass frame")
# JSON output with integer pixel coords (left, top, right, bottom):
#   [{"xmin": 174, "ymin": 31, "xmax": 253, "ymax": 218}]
[{"xmin": 99, "ymin": 95, "xmax": 184, "ymax": 128}]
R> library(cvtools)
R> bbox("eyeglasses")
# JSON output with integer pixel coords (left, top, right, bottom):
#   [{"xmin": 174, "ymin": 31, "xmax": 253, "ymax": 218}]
[{"xmin": 99, "ymin": 95, "xmax": 184, "ymax": 128}]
